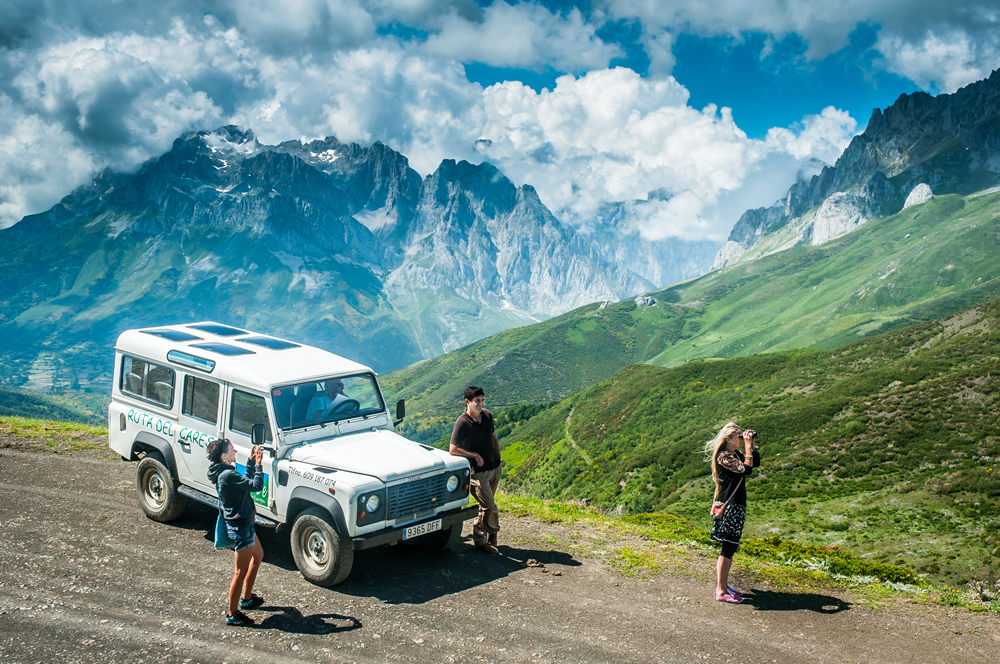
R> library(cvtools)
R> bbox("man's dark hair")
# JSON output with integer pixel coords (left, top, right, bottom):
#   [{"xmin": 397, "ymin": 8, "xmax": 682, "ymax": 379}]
[
  {"xmin": 207, "ymin": 438, "xmax": 230, "ymax": 463},
  {"xmin": 464, "ymin": 386, "xmax": 485, "ymax": 402}
]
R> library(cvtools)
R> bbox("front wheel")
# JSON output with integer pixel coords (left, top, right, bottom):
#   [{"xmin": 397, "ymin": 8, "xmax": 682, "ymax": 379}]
[
  {"xmin": 290, "ymin": 508, "xmax": 354, "ymax": 586},
  {"xmin": 136, "ymin": 453, "xmax": 186, "ymax": 522}
]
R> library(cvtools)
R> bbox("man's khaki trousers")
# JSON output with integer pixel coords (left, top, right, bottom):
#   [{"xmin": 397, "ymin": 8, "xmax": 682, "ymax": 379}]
[{"xmin": 471, "ymin": 466, "xmax": 501, "ymax": 546}]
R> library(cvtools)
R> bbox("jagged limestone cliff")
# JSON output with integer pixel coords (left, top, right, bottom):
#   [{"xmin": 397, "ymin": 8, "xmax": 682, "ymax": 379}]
[{"xmin": 714, "ymin": 69, "xmax": 1000, "ymax": 270}]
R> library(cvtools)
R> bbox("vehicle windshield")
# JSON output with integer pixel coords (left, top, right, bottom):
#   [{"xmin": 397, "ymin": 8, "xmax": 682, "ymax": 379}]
[{"xmin": 271, "ymin": 373, "xmax": 385, "ymax": 430}]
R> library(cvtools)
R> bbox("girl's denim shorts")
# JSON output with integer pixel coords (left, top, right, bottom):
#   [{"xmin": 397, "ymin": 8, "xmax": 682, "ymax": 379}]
[{"xmin": 226, "ymin": 522, "xmax": 256, "ymax": 552}]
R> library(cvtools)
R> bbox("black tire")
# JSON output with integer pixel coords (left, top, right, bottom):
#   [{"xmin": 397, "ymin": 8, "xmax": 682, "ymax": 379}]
[
  {"xmin": 290, "ymin": 508, "xmax": 354, "ymax": 586},
  {"xmin": 408, "ymin": 523, "xmax": 463, "ymax": 552},
  {"xmin": 136, "ymin": 453, "xmax": 186, "ymax": 522}
]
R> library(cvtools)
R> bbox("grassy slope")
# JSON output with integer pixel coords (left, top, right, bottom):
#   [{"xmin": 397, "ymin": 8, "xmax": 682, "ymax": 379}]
[
  {"xmin": 0, "ymin": 385, "xmax": 109, "ymax": 426},
  {"xmin": 497, "ymin": 297, "xmax": 1000, "ymax": 588},
  {"xmin": 384, "ymin": 191, "xmax": 1000, "ymax": 446},
  {"xmin": 650, "ymin": 193, "xmax": 1000, "ymax": 364}
]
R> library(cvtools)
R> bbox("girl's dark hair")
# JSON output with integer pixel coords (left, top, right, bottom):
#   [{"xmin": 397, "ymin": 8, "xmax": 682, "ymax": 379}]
[{"xmin": 207, "ymin": 438, "xmax": 230, "ymax": 463}]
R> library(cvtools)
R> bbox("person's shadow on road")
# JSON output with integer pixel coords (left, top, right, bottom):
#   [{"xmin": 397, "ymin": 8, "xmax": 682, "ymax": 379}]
[
  {"xmin": 741, "ymin": 589, "xmax": 851, "ymax": 613},
  {"xmin": 254, "ymin": 606, "xmax": 362, "ymax": 634}
]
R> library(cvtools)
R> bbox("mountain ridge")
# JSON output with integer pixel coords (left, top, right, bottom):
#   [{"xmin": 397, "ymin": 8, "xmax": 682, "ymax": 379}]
[
  {"xmin": 714, "ymin": 68, "xmax": 1000, "ymax": 269},
  {"xmin": 0, "ymin": 125, "xmax": 717, "ymax": 391}
]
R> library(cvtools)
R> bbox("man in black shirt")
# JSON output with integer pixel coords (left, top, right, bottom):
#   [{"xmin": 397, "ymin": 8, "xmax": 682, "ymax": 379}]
[{"xmin": 449, "ymin": 386, "xmax": 502, "ymax": 554}]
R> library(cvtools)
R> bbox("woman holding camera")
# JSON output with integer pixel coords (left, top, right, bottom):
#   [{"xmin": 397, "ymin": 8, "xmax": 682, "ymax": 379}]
[
  {"xmin": 207, "ymin": 438, "xmax": 265, "ymax": 626},
  {"xmin": 705, "ymin": 422, "xmax": 759, "ymax": 603}
]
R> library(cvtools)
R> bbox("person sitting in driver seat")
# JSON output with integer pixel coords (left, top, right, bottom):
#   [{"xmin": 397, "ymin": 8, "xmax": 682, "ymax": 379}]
[{"xmin": 308, "ymin": 379, "xmax": 350, "ymax": 419}]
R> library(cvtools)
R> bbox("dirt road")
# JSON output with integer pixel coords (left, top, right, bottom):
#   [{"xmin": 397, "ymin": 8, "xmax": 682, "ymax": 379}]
[{"xmin": 1, "ymin": 444, "xmax": 997, "ymax": 664}]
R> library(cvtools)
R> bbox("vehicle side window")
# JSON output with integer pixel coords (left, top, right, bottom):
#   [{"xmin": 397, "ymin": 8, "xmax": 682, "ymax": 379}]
[
  {"xmin": 229, "ymin": 389, "xmax": 273, "ymax": 442},
  {"xmin": 120, "ymin": 355, "xmax": 175, "ymax": 408},
  {"xmin": 182, "ymin": 375, "xmax": 220, "ymax": 425}
]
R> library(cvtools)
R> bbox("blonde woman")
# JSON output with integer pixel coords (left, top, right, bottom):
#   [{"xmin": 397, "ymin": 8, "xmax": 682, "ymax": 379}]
[{"xmin": 705, "ymin": 422, "xmax": 758, "ymax": 603}]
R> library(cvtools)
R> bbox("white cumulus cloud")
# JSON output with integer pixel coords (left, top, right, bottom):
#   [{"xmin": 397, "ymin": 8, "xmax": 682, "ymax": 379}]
[
  {"xmin": 8, "ymin": 0, "xmax": 985, "ymax": 237},
  {"xmin": 421, "ymin": 2, "xmax": 621, "ymax": 72},
  {"xmin": 875, "ymin": 29, "xmax": 1000, "ymax": 93},
  {"xmin": 475, "ymin": 68, "xmax": 804, "ymax": 240}
]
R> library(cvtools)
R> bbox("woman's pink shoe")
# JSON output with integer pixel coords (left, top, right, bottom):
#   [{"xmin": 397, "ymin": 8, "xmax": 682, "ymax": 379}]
[
  {"xmin": 727, "ymin": 585, "xmax": 743, "ymax": 598},
  {"xmin": 716, "ymin": 591, "xmax": 743, "ymax": 604}
]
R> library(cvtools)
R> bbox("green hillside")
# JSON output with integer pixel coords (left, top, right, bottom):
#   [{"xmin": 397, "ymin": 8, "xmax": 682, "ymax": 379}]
[
  {"xmin": 384, "ymin": 191, "xmax": 1000, "ymax": 447},
  {"xmin": 0, "ymin": 385, "xmax": 109, "ymax": 426},
  {"xmin": 497, "ymin": 298, "xmax": 1000, "ymax": 587}
]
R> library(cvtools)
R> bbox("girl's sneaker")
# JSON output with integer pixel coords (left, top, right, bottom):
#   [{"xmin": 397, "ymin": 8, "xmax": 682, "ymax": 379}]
[
  {"xmin": 240, "ymin": 593, "xmax": 264, "ymax": 610},
  {"xmin": 226, "ymin": 611, "xmax": 255, "ymax": 627}
]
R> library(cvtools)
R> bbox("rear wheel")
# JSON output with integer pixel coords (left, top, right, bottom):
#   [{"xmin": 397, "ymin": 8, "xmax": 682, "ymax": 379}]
[
  {"xmin": 290, "ymin": 508, "xmax": 354, "ymax": 586},
  {"xmin": 136, "ymin": 453, "xmax": 186, "ymax": 522}
]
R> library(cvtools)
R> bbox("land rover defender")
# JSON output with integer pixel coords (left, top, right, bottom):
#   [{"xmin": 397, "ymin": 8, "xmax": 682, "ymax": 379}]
[{"xmin": 108, "ymin": 322, "xmax": 476, "ymax": 585}]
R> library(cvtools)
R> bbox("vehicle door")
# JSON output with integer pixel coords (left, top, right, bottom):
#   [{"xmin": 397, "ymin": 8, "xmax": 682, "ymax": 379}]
[
  {"xmin": 175, "ymin": 373, "xmax": 223, "ymax": 491},
  {"xmin": 225, "ymin": 387, "xmax": 278, "ymax": 518}
]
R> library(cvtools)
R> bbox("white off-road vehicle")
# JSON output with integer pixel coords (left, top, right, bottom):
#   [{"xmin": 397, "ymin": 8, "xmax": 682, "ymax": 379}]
[{"xmin": 108, "ymin": 322, "xmax": 475, "ymax": 585}]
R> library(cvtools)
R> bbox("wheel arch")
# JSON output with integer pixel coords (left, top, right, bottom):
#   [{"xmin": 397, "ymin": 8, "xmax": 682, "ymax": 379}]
[
  {"xmin": 287, "ymin": 487, "xmax": 349, "ymax": 536},
  {"xmin": 130, "ymin": 432, "xmax": 179, "ymax": 481}
]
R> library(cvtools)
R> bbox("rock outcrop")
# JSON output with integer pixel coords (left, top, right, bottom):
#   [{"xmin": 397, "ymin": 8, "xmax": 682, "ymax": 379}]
[{"xmin": 903, "ymin": 183, "xmax": 934, "ymax": 209}]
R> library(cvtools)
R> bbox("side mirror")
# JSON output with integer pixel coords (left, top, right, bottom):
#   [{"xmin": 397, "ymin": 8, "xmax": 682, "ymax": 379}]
[
  {"xmin": 251, "ymin": 423, "xmax": 267, "ymax": 447},
  {"xmin": 394, "ymin": 399, "xmax": 405, "ymax": 426}
]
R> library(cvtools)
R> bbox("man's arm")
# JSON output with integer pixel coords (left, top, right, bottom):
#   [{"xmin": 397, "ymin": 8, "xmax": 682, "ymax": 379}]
[{"xmin": 449, "ymin": 441, "xmax": 483, "ymax": 468}]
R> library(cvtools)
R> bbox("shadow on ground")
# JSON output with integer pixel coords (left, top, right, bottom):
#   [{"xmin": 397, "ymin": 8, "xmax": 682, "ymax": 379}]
[
  {"xmin": 742, "ymin": 589, "xmax": 852, "ymax": 613},
  {"xmin": 254, "ymin": 606, "xmax": 362, "ymax": 634},
  {"xmin": 335, "ymin": 538, "xmax": 580, "ymax": 605},
  {"xmin": 177, "ymin": 508, "xmax": 580, "ymax": 605}
]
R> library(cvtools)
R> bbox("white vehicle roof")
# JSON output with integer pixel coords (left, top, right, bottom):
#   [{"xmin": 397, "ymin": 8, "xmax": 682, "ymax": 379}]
[{"xmin": 115, "ymin": 321, "xmax": 373, "ymax": 393}]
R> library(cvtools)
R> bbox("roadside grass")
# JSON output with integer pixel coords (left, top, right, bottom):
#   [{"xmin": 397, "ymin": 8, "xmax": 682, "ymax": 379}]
[
  {"xmin": 0, "ymin": 415, "xmax": 110, "ymax": 455},
  {"xmin": 498, "ymin": 493, "xmax": 1000, "ymax": 614}
]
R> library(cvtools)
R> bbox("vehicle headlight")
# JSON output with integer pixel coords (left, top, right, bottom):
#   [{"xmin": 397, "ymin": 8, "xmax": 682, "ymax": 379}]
[
  {"xmin": 365, "ymin": 494, "xmax": 380, "ymax": 512},
  {"xmin": 446, "ymin": 474, "xmax": 460, "ymax": 492}
]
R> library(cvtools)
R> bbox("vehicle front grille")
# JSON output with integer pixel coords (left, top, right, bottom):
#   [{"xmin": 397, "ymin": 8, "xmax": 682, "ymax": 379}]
[{"xmin": 387, "ymin": 474, "xmax": 449, "ymax": 521}]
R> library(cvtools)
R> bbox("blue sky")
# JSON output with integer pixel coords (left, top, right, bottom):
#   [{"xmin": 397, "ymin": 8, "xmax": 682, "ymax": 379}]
[
  {"xmin": 464, "ymin": 14, "xmax": 918, "ymax": 139},
  {"xmin": 1, "ymin": 0, "xmax": 999, "ymax": 240}
]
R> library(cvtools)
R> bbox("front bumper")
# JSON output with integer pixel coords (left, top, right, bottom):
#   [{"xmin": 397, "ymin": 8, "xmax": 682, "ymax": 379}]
[{"xmin": 351, "ymin": 505, "xmax": 478, "ymax": 550}]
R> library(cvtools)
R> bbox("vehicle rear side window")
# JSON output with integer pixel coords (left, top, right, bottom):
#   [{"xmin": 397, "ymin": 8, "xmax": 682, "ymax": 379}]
[
  {"xmin": 182, "ymin": 375, "xmax": 220, "ymax": 425},
  {"xmin": 229, "ymin": 390, "xmax": 273, "ymax": 442},
  {"xmin": 120, "ymin": 356, "xmax": 175, "ymax": 408}
]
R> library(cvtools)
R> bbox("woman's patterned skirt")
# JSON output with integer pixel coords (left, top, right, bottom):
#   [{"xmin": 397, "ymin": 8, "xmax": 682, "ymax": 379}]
[{"xmin": 710, "ymin": 504, "xmax": 746, "ymax": 545}]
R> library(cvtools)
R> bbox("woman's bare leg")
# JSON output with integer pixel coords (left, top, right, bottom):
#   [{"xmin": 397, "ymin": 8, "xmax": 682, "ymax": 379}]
[
  {"xmin": 242, "ymin": 537, "xmax": 263, "ymax": 600},
  {"xmin": 229, "ymin": 547, "xmax": 253, "ymax": 615},
  {"xmin": 716, "ymin": 555, "xmax": 733, "ymax": 596}
]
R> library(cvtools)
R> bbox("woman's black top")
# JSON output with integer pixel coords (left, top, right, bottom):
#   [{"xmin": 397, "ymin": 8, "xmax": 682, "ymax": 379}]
[
  {"xmin": 715, "ymin": 448, "xmax": 760, "ymax": 507},
  {"xmin": 207, "ymin": 461, "xmax": 263, "ymax": 527}
]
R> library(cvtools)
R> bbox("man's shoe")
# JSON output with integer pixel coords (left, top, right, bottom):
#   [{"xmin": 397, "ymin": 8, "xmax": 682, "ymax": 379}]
[
  {"xmin": 239, "ymin": 593, "xmax": 264, "ymax": 610},
  {"xmin": 226, "ymin": 611, "xmax": 255, "ymax": 626},
  {"xmin": 475, "ymin": 543, "xmax": 499, "ymax": 554}
]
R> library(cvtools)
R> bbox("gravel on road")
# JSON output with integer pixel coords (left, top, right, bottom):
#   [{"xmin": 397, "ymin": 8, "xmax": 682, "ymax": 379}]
[{"xmin": 1, "ymin": 443, "xmax": 997, "ymax": 664}]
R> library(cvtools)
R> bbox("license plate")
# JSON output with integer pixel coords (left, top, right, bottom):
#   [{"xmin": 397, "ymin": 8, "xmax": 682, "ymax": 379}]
[{"xmin": 402, "ymin": 519, "xmax": 441, "ymax": 540}]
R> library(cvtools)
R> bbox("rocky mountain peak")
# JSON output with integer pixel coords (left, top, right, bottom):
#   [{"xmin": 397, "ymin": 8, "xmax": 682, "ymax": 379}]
[
  {"xmin": 0, "ymin": 123, "xmax": 721, "ymax": 382},
  {"xmin": 714, "ymin": 69, "xmax": 1000, "ymax": 270}
]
